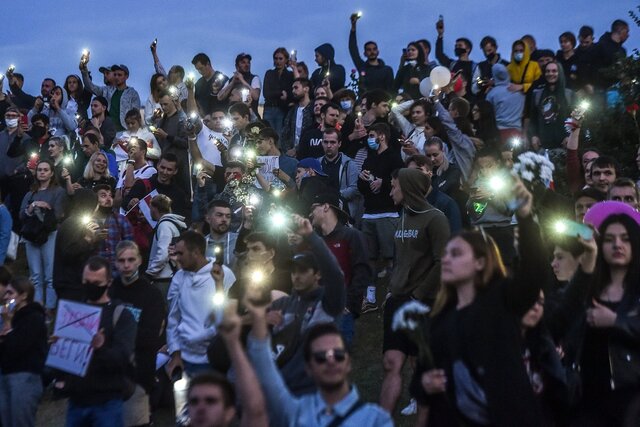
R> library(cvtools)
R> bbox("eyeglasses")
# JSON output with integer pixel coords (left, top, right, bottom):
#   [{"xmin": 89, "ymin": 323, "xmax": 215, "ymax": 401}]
[
  {"xmin": 188, "ymin": 396, "xmax": 221, "ymax": 406},
  {"xmin": 312, "ymin": 348, "xmax": 347, "ymax": 364}
]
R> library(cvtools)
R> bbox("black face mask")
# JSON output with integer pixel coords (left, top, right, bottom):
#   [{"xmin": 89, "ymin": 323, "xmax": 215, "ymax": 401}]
[
  {"xmin": 85, "ymin": 283, "xmax": 108, "ymax": 301},
  {"xmin": 455, "ymin": 47, "xmax": 466, "ymax": 57},
  {"xmin": 485, "ymin": 52, "xmax": 496, "ymax": 61},
  {"xmin": 30, "ymin": 126, "xmax": 47, "ymax": 140}
]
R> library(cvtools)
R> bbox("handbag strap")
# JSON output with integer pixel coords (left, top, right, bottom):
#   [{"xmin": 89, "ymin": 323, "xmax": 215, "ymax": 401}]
[{"xmin": 326, "ymin": 399, "xmax": 365, "ymax": 427}]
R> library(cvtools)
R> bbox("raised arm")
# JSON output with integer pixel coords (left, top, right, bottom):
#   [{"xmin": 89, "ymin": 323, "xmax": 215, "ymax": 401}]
[
  {"xmin": 348, "ymin": 18, "xmax": 365, "ymax": 72},
  {"xmin": 506, "ymin": 182, "xmax": 548, "ymax": 317},
  {"xmin": 220, "ymin": 310, "xmax": 269, "ymax": 427},
  {"xmin": 246, "ymin": 300, "xmax": 297, "ymax": 427},
  {"xmin": 435, "ymin": 102, "xmax": 475, "ymax": 182},
  {"xmin": 390, "ymin": 100, "xmax": 415, "ymax": 137}
]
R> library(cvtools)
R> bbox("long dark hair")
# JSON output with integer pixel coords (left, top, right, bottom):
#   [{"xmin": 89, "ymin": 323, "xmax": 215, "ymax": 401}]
[
  {"xmin": 591, "ymin": 214, "xmax": 640, "ymax": 300},
  {"xmin": 150, "ymin": 73, "xmax": 165, "ymax": 102},
  {"xmin": 64, "ymin": 74, "xmax": 85, "ymax": 99},
  {"xmin": 407, "ymin": 42, "xmax": 426, "ymax": 68}
]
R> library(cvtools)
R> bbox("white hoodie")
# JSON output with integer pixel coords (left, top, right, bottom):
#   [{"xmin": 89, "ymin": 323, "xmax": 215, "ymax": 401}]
[{"xmin": 166, "ymin": 259, "xmax": 235, "ymax": 364}]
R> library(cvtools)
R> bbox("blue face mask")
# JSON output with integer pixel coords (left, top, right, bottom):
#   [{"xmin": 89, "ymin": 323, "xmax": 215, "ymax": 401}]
[
  {"xmin": 340, "ymin": 100, "xmax": 352, "ymax": 110},
  {"xmin": 514, "ymin": 52, "xmax": 524, "ymax": 62},
  {"xmin": 367, "ymin": 137, "xmax": 380, "ymax": 150}
]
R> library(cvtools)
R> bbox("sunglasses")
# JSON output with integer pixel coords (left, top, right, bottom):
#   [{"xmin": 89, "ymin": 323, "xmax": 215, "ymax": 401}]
[
  {"xmin": 188, "ymin": 396, "xmax": 221, "ymax": 406},
  {"xmin": 312, "ymin": 348, "xmax": 347, "ymax": 364}
]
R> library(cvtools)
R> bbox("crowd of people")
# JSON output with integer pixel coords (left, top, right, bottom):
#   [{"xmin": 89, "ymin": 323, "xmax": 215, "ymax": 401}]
[{"xmin": 0, "ymin": 12, "xmax": 639, "ymax": 427}]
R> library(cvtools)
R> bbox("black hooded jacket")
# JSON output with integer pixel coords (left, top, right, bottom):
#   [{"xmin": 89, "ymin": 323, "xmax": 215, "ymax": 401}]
[
  {"xmin": 310, "ymin": 43, "xmax": 346, "ymax": 92},
  {"xmin": 0, "ymin": 302, "xmax": 48, "ymax": 375}
]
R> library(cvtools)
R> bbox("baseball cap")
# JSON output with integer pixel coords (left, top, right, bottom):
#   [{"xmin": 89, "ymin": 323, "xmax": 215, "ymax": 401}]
[
  {"xmin": 98, "ymin": 66, "xmax": 112, "ymax": 73},
  {"xmin": 311, "ymin": 193, "xmax": 350, "ymax": 223},
  {"xmin": 297, "ymin": 158, "xmax": 327, "ymax": 177},
  {"xmin": 110, "ymin": 64, "xmax": 130, "ymax": 75},
  {"xmin": 287, "ymin": 252, "xmax": 319, "ymax": 272}
]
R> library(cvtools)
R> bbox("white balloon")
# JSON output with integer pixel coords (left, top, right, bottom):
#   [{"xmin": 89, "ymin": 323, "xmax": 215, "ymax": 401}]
[
  {"xmin": 430, "ymin": 66, "xmax": 451, "ymax": 88},
  {"xmin": 419, "ymin": 78, "xmax": 433, "ymax": 97}
]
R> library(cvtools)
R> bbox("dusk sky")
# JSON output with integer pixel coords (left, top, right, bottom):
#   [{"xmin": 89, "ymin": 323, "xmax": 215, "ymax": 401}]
[{"xmin": 1, "ymin": 0, "xmax": 638, "ymax": 102}]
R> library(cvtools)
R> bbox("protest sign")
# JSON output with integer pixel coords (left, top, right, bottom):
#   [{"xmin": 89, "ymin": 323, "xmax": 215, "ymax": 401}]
[
  {"xmin": 255, "ymin": 156, "xmax": 279, "ymax": 188},
  {"xmin": 46, "ymin": 300, "xmax": 103, "ymax": 377}
]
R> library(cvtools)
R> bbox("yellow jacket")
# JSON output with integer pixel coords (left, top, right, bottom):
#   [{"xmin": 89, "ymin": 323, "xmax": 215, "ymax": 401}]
[{"xmin": 507, "ymin": 41, "xmax": 542, "ymax": 93}]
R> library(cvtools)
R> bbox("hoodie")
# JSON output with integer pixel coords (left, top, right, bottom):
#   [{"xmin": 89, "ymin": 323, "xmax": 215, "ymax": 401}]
[
  {"xmin": 507, "ymin": 41, "xmax": 542, "ymax": 94},
  {"xmin": 310, "ymin": 43, "xmax": 346, "ymax": 92},
  {"xmin": 389, "ymin": 169, "xmax": 450, "ymax": 303},
  {"xmin": 486, "ymin": 63, "xmax": 526, "ymax": 129},
  {"xmin": 146, "ymin": 213, "xmax": 187, "ymax": 279},
  {"xmin": 348, "ymin": 31, "xmax": 394, "ymax": 92},
  {"xmin": 167, "ymin": 259, "xmax": 236, "ymax": 364},
  {"xmin": 27, "ymin": 87, "xmax": 77, "ymax": 136}
]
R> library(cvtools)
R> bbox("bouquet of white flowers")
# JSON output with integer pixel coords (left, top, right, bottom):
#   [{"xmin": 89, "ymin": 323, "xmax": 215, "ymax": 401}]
[
  {"xmin": 511, "ymin": 151, "xmax": 555, "ymax": 189},
  {"xmin": 392, "ymin": 300, "xmax": 434, "ymax": 368}
]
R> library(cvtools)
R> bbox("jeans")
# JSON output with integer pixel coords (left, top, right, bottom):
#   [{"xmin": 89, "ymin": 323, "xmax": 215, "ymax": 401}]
[
  {"xmin": 0, "ymin": 371, "xmax": 43, "ymax": 427},
  {"xmin": 340, "ymin": 312, "xmax": 356, "ymax": 349},
  {"xmin": 263, "ymin": 106, "xmax": 286, "ymax": 137},
  {"xmin": 66, "ymin": 399, "xmax": 124, "ymax": 427},
  {"xmin": 25, "ymin": 230, "xmax": 57, "ymax": 309}
]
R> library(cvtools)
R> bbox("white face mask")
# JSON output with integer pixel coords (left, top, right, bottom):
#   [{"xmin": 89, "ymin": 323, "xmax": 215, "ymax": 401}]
[{"xmin": 5, "ymin": 118, "xmax": 18, "ymax": 128}]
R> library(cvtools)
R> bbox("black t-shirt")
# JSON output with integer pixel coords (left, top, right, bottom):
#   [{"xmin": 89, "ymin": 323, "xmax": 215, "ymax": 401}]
[
  {"xmin": 321, "ymin": 155, "xmax": 341, "ymax": 191},
  {"xmin": 296, "ymin": 127, "xmax": 325, "ymax": 160},
  {"xmin": 195, "ymin": 72, "xmax": 229, "ymax": 115}
]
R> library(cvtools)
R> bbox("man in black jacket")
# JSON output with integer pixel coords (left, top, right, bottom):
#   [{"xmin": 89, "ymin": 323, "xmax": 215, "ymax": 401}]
[
  {"xmin": 64, "ymin": 256, "xmax": 137, "ymax": 426},
  {"xmin": 348, "ymin": 13, "xmax": 393, "ymax": 92},
  {"xmin": 296, "ymin": 102, "xmax": 340, "ymax": 160},
  {"xmin": 281, "ymin": 78, "xmax": 313, "ymax": 156},
  {"xmin": 110, "ymin": 240, "xmax": 166, "ymax": 426},
  {"xmin": 472, "ymin": 36, "xmax": 510, "ymax": 98},
  {"xmin": 53, "ymin": 189, "xmax": 99, "ymax": 302},
  {"xmin": 310, "ymin": 43, "xmax": 346, "ymax": 92}
]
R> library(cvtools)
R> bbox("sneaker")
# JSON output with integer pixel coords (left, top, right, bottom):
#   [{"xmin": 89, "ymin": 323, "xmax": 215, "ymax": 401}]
[
  {"xmin": 377, "ymin": 268, "xmax": 390, "ymax": 279},
  {"xmin": 401, "ymin": 398, "xmax": 417, "ymax": 416},
  {"xmin": 361, "ymin": 300, "xmax": 378, "ymax": 314}
]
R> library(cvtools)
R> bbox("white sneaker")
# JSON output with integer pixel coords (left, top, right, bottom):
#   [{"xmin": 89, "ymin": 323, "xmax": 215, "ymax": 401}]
[
  {"xmin": 377, "ymin": 268, "xmax": 390, "ymax": 279},
  {"xmin": 401, "ymin": 398, "xmax": 417, "ymax": 416}
]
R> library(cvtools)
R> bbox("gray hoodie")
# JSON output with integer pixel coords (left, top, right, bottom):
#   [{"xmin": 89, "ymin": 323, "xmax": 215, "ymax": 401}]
[
  {"xmin": 27, "ymin": 87, "xmax": 78, "ymax": 136},
  {"xmin": 146, "ymin": 213, "xmax": 187, "ymax": 279},
  {"xmin": 486, "ymin": 64, "xmax": 525, "ymax": 130}
]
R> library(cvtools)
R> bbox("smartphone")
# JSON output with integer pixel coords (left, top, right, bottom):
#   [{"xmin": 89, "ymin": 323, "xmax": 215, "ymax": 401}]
[{"xmin": 554, "ymin": 219, "xmax": 594, "ymax": 241}]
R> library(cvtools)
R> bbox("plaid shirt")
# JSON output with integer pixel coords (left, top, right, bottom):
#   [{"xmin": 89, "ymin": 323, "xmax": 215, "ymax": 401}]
[{"xmin": 100, "ymin": 213, "xmax": 134, "ymax": 269}]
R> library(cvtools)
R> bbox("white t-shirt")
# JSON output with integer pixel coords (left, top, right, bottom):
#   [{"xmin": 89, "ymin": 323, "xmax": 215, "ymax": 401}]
[
  {"xmin": 294, "ymin": 106, "xmax": 304, "ymax": 147},
  {"xmin": 197, "ymin": 126, "xmax": 229, "ymax": 167},
  {"xmin": 116, "ymin": 164, "xmax": 157, "ymax": 190}
]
